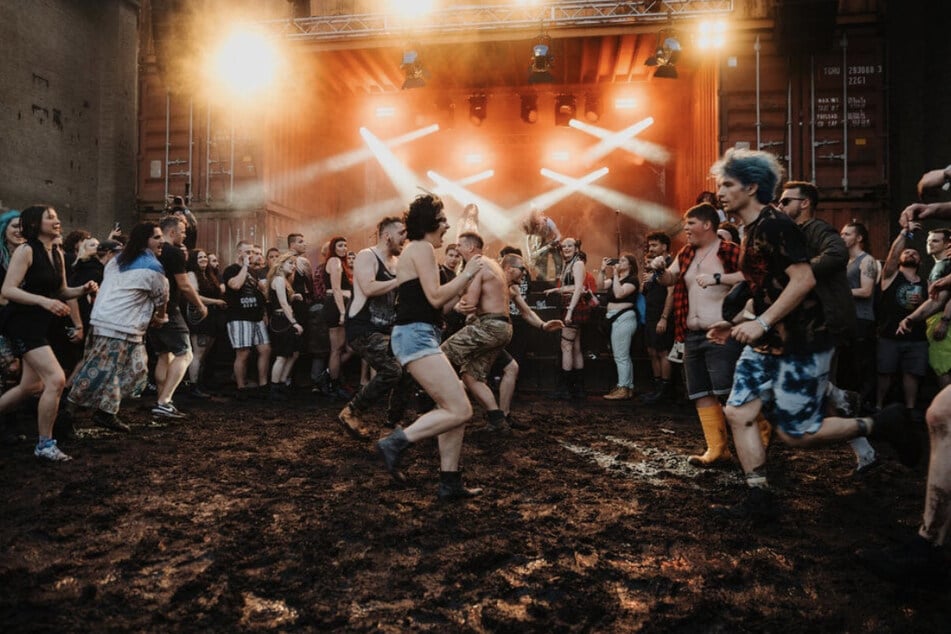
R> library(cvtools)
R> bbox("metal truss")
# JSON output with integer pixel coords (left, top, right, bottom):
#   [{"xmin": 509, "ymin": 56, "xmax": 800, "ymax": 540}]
[{"xmin": 264, "ymin": 1, "xmax": 734, "ymax": 43}]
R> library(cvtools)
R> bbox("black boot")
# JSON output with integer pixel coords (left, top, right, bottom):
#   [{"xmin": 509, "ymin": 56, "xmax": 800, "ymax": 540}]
[
  {"xmin": 570, "ymin": 369, "xmax": 586, "ymax": 401},
  {"xmin": 377, "ymin": 428, "xmax": 413, "ymax": 482},
  {"xmin": 485, "ymin": 409, "xmax": 511, "ymax": 434},
  {"xmin": 268, "ymin": 382, "xmax": 287, "ymax": 401},
  {"xmin": 641, "ymin": 378, "xmax": 671, "ymax": 405},
  {"xmin": 437, "ymin": 470, "xmax": 483, "ymax": 502},
  {"xmin": 549, "ymin": 369, "xmax": 571, "ymax": 400}
]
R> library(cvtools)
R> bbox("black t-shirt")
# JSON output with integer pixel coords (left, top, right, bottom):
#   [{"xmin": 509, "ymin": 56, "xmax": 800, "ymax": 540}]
[
  {"xmin": 741, "ymin": 206, "xmax": 832, "ymax": 354},
  {"xmin": 222, "ymin": 263, "xmax": 266, "ymax": 322},
  {"xmin": 159, "ymin": 242, "xmax": 187, "ymax": 309},
  {"xmin": 643, "ymin": 255, "xmax": 672, "ymax": 322}
]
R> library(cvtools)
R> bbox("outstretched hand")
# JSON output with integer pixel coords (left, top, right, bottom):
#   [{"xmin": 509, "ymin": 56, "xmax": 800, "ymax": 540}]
[
  {"xmin": 706, "ymin": 320, "xmax": 733, "ymax": 345},
  {"xmin": 542, "ymin": 319, "xmax": 564, "ymax": 332}
]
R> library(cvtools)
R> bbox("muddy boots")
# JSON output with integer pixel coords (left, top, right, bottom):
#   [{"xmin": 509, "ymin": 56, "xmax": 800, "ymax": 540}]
[
  {"xmin": 687, "ymin": 405, "xmax": 732, "ymax": 467},
  {"xmin": 641, "ymin": 378, "xmax": 673, "ymax": 405},
  {"xmin": 486, "ymin": 409, "xmax": 511, "ymax": 434},
  {"xmin": 550, "ymin": 369, "xmax": 571, "ymax": 400},
  {"xmin": 437, "ymin": 470, "xmax": 483, "ymax": 502},
  {"xmin": 377, "ymin": 428, "xmax": 413, "ymax": 482},
  {"xmin": 569, "ymin": 369, "xmax": 587, "ymax": 401}
]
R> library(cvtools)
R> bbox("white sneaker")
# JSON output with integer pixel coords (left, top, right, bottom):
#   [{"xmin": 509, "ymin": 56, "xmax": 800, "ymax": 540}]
[
  {"xmin": 34, "ymin": 439, "xmax": 72, "ymax": 461},
  {"xmin": 152, "ymin": 402, "xmax": 186, "ymax": 419}
]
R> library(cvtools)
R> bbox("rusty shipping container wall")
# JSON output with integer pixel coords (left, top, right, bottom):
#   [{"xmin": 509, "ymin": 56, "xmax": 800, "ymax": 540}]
[{"xmin": 718, "ymin": 27, "xmax": 889, "ymax": 256}]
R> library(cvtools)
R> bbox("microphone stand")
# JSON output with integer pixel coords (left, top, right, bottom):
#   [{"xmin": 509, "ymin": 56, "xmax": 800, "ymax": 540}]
[{"xmin": 615, "ymin": 209, "xmax": 621, "ymax": 259}]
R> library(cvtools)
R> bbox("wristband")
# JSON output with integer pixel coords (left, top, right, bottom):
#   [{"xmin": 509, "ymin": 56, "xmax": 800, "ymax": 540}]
[
  {"xmin": 754, "ymin": 316, "xmax": 771, "ymax": 332},
  {"xmin": 713, "ymin": 273, "xmax": 722, "ymax": 285}
]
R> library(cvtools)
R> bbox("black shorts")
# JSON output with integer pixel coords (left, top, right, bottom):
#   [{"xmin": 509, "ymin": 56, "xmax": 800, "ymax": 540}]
[
  {"xmin": 644, "ymin": 320, "xmax": 674, "ymax": 352},
  {"xmin": 147, "ymin": 310, "xmax": 192, "ymax": 357}
]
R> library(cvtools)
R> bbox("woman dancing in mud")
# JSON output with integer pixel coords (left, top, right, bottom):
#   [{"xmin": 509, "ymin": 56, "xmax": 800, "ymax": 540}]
[{"xmin": 376, "ymin": 194, "xmax": 484, "ymax": 501}]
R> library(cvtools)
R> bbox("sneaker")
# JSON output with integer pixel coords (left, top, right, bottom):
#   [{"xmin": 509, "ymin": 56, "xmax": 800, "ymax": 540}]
[
  {"xmin": 869, "ymin": 404, "xmax": 921, "ymax": 467},
  {"xmin": 859, "ymin": 535, "xmax": 950, "ymax": 585},
  {"xmin": 851, "ymin": 453, "xmax": 880, "ymax": 478},
  {"xmin": 92, "ymin": 410, "xmax": 131, "ymax": 433},
  {"xmin": 35, "ymin": 439, "xmax": 72, "ymax": 461},
  {"xmin": 827, "ymin": 384, "xmax": 862, "ymax": 417},
  {"xmin": 338, "ymin": 405, "xmax": 372, "ymax": 441},
  {"xmin": 152, "ymin": 402, "xmax": 186, "ymax": 419}
]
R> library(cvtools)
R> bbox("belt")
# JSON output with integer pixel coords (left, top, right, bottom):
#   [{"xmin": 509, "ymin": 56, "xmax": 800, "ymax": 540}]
[{"xmin": 482, "ymin": 314, "xmax": 511, "ymax": 323}]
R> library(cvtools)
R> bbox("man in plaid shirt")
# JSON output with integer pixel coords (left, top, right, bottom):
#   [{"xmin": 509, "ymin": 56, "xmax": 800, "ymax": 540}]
[{"xmin": 649, "ymin": 203, "xmax": 749, "ymax": 468}]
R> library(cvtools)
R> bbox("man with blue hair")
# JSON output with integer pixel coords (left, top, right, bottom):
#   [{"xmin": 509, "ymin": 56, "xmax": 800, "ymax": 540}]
[{"xmin": 706, "ymin": 149, "xmax": 921, "ymax": 519}]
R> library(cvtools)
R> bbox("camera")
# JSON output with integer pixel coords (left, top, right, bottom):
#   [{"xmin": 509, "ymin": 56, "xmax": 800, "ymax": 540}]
[{"xmin": 606, "ymin": 258, "xmax": 619, "ymax": 266}]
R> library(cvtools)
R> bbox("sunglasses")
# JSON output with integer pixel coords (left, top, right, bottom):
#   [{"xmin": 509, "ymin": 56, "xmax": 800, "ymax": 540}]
[{"xmin": 779, "ymin": 196, "xmax": 805, "ymax": 206}]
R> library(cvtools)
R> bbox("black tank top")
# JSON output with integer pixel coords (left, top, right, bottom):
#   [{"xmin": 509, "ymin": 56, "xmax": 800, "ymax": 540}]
[
  {"xmin": 395, "ymin": 278, "xmax": 441, "ymax": 325},
  {"xmin": 346, "ymin": 249, "xmax": 396, "ymax": 337},
  {"xmin": 21, "ymin": 239, "xmax": 63, "ymax": 298},
  {"xmin": 322, "ymin": 256, "xmax": 353, "ymax": 294}
]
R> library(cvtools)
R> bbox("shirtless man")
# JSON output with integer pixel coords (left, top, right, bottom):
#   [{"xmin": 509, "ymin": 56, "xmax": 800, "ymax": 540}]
[
  {"xmin": 650, "ymin": 203, "xmax": 749, "ymax": 466},
  {"xmin": 443, "ymin": 233, "xmax": 563, "ymax": 433}
]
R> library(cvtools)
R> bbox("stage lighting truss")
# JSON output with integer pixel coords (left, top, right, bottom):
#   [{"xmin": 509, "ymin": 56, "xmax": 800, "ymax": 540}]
[
  {"xmin": 520, "ymin": 94, "xmax": 539, "ymax": 124},
  {"xmin": 529, "ymin": 34, "xmax": 554, "ymax": 84},
  {"xmin": 554, "ymin": 94, "xmax": 576, "ymax": 126},
  {"xmin": 468, "ymin": 94, "xmax": 487, "ymax": 126},
  {"xmin": 644, "ymin": 30, "xmax": 681, "ymax": 79},
  {"xmin": 400, "ymin": 46, "xmax": 428, "ymax": 89}
]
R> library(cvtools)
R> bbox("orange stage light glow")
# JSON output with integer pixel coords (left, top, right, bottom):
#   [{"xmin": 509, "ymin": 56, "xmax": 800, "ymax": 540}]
[{"xmin": 207, "ymin": 25, "xmax": 282, "ymax": 98}]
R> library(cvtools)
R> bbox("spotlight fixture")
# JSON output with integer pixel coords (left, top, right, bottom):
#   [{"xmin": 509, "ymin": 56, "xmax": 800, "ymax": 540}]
[
  {"xmin": 584, "ymin": 93, "xmax": 601, "ymax": 123},
  {"xmin": 468, "ymin": 94, "xmax": 487, "ymax": 126},
  {"xmin": 400, "ymin": 45, "xmax": 428, "ymax": 89},
  {"xmin": 528, "ymin": 34, "xmax": 554, "ymax": 84},
  {"xmin": 554, "ymin": 94, "xmax": 575, "ymax": 126},
  {"xmin": 520, "ymin": 94, "xmax": 539, "ymax": 124},
  {"xmin": 644, "ymin": 30, "xmax": 682, "ymax": 79}
]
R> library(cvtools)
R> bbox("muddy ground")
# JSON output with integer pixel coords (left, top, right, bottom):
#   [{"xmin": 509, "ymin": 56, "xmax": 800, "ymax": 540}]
[{"xmin": 1, "ymin": 386, "xmax": 948, "ymax": 632}]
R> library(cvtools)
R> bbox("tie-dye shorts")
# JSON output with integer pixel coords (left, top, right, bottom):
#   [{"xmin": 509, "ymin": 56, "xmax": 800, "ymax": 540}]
[{"xmin": 727, "ymin": 346, "xmax": 834, "ymax": 437}]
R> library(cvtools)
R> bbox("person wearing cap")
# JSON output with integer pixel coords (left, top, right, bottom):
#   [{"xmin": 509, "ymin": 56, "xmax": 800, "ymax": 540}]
[{"xmin": 169, "ymin": 196, "xmax": 198, "ymax": 252}]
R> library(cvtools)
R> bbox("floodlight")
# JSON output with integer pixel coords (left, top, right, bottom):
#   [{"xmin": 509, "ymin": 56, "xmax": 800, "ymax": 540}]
[
  {"xmin": 554, "ymin": 94, "xmax": 575, "ymax": 126},
  {"xmin": 529, "ymin": 35, "xmax": 554, "ymax": 84},
  {"xmin": 520, "ymin": 94, "xmax": 539, "ymax": 124},
  {"xmin": 468, "ymin": 94, "xmax": 487, "ymax": 126},
  {"xmin": 654, "ymin": 64, "xmax": 678, "ymax": 79},
  {"xmin": 400, "ymin": 46, "xmax": 428, "ymax": 89}
]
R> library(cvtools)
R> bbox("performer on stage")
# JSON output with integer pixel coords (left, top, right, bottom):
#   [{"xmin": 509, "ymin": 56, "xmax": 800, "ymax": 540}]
[{"xmin": 522, "ymin": 207, "xmax": 562, "ymax": 281}]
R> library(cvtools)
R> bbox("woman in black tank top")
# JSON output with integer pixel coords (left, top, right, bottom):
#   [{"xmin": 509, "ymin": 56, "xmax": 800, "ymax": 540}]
[
  {"xmin": 377, "ymin": 194, "xmax": 485, "ymax": 501},
  {"xmin": 324, "ymin": 236, "xmax": 354, "ymax": 395},
  {"xmin": 0, "ymin": 205, "xmax": 98, "ymax": 461}
]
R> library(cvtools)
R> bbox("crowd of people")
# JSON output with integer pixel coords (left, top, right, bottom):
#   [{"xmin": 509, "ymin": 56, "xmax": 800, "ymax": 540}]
[{"xmin": 2, "ymin": 156, "xmax": 950, "ymax": 582}]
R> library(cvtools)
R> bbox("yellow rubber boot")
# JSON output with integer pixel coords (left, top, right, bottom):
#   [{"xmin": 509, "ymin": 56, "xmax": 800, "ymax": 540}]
[
  {"xmin": 757, "ymin": 414, "xmax": 772, "ymax": 449},
  {"xmin": 688, "ymin": 404, "xmax": 732, "ymax": 467}
]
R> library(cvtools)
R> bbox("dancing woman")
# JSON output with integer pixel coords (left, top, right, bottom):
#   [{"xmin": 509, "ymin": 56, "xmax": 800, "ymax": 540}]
[
  {"xmin": 376, "ymin": 194, "xmax": 484, "ymax": 501},
  {"xmin": 0, "ymin": 205, "xmax": 98, "ymax": 461}
]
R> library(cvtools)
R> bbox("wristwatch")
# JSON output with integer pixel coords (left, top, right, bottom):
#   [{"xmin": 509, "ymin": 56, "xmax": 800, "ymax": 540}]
[{"xmin": 713, "ymin": 273, "xmax": 722, "ymax": 285}]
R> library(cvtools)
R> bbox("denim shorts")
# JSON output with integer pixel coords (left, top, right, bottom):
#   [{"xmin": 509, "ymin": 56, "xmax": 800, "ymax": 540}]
[
  {"xmin": 683, "ymin": 329, "xmax": 742, "ymax": 400},
  {"xmin": 727, "ymin": 346, "xmax": 833, "ymax": 437},
  {"xmin": 391, "ymin": 322, "xmax": 443, "ymax": 366}
]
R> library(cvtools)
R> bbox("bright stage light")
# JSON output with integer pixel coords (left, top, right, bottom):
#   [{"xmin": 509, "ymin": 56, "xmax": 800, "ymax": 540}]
[
  {"xmin": 570, "ymin": 117, "xmax": 671, "ymax": 165},
  {"xmin": 615, "ymin": 97, "xmax": 637, "ymax": 110},
  {"xmin": 375, "ymin": 106, "xmax": 397, "ymax": 118},
  {"xmin": 209, "ymin": 26, "xmax": 281, "ymax": 96},
  {"xmin": 698, "ymin": 20, "xmax": 727, "ymax": 50},
  {"xmin": 464, "ymin": 153, "xmax": 484, "ymax": 165},
  {"xmin": 389, "ymin": 0, "xmax": 435, "ymax": 18},
  {"xmin": 540, "ymin": 166, "xmax": 610, "ymax": 186},
  {"xmin": 456, "ymin": 170, "xmax": 494, "ymax": 187},
  {"xmin": 426, "ymin": 170, "xmax": 512, "ymax": 238},
  {"xmin": 312, "ymin": 124, "xmax": 438, "ymax": 177},
  {"xmin": 360, "ymin": 127, "xmax": 425, "ymax": 201},
  {"xmin": 549, "ymin": 151, "xmax": 570, "ymax": 162}
]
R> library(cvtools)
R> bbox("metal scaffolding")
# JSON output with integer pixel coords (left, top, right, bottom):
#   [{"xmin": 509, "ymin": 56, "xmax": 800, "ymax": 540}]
[{"xmin": 264, "ymin": 1, "xmax": 734, "ymax": 43}]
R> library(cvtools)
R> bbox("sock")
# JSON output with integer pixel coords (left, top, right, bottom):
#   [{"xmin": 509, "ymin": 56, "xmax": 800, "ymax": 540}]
[
  {"xmin": 745, "ymin": 467, "xmax": 768, "ymax": 489},
  {"xmin": 848, "ymin": 437, "xmax": 875, "ymax": 462}
]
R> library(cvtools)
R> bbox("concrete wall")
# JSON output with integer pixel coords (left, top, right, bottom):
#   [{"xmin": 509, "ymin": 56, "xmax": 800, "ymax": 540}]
[{"xmin": 0, "ymin": 0, "xmax": 139, "ymax": 235}]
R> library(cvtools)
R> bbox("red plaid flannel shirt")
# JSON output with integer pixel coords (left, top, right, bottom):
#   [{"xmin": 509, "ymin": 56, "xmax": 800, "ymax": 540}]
[{"xmin": 672, "ymin": 240, "xmax": 742, "ymax": 342}]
